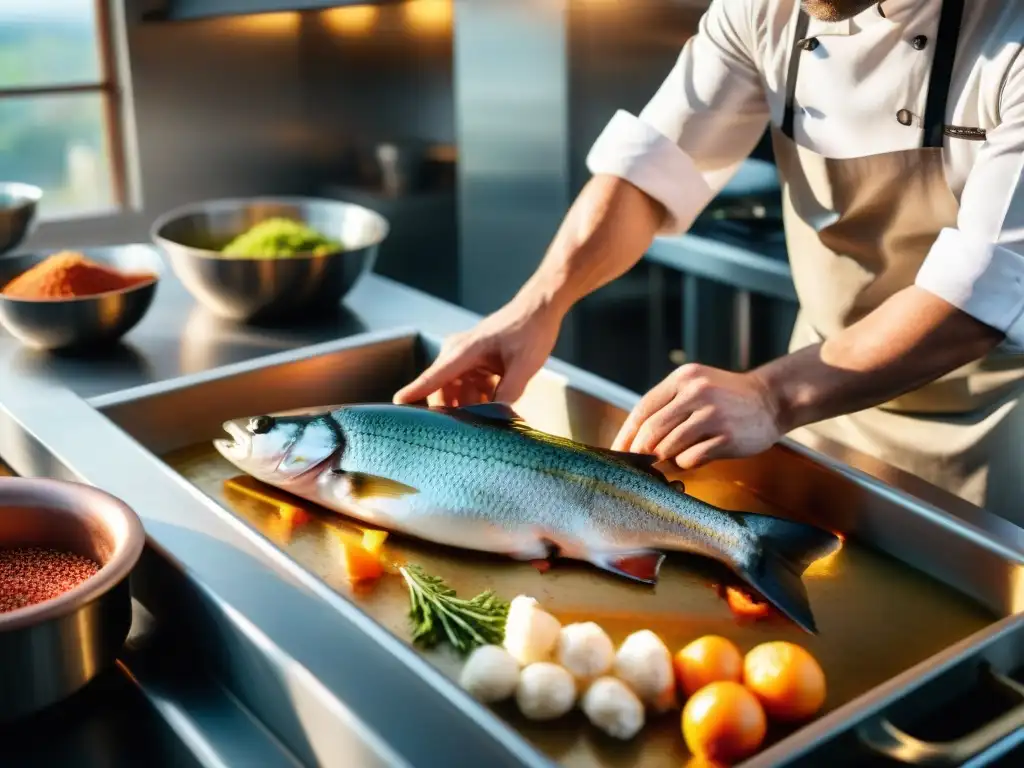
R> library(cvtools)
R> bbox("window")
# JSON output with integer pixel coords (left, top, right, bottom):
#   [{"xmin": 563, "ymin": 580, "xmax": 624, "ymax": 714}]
[{"xmin": 0, "ymin": 1, "xmax": 127, "ymax": 219}]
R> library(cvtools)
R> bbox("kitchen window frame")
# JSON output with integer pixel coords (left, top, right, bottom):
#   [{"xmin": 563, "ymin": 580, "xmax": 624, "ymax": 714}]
[{"xmin": 0, "ymin": 0, "xmax": 130, "ymax": 215}]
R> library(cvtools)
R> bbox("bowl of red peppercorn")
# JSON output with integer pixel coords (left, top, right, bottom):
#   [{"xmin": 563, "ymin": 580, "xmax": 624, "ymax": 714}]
[
  {"xmin": 0, "ymin": 477, "xmax": 145, "ymax": 721},
  {"xmin": 0, "ymin": 243, "xmax": 162, "ymax": 352}
]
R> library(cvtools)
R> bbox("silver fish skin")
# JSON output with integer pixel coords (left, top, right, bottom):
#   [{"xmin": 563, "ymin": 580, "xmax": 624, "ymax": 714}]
[{"xmin": 214, "ymin": 402, "xmax": 840, "ymax": 633}]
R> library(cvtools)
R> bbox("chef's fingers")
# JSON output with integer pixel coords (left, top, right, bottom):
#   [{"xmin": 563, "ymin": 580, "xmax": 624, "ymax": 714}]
[
  {"xmin": 478, "ymin": 372, "xmax": 502, "ymax": 403},
  {"xmin": 612, "ymin": 380, "xmax": 677, "ymax": 451},
  {"xmin": 428, "ymin": 380, "xmax": 462, "ymax": 407},
  {"xmin": 394, "ymin": 344, "xmax": 480, "ymax": 404},
  {"xmin": 674, "ymin": 435, "xmax": 730, "ymax": 470},
  {"xmin": 462, "ymin": 371, "xmax": 497, "ymax": 405},
  {"xmin": 425, "ymin": 372, "xmax": 495, "ymax": 407},
  {"xmin": 492, "ymin": 359, "xmax": 535, "ymax": 404},
  {"xmin": 652, "ymin": 407, "xmax": 714, "ymax": 461},
  {"xmin": 628, "ymin": 398, "xmax": 691, "ymax": 455}
]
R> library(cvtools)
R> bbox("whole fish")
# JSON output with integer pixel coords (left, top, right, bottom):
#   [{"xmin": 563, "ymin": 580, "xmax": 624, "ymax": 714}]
[{"xmin": 214, "ymin": 402, "xmax": 841, "ymax": 633}]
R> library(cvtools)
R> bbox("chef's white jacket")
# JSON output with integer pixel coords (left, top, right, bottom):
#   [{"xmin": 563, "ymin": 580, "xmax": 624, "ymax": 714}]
[{"xmin": 587, "ymin": 0, "xmax": 1024, "ymax": 345}]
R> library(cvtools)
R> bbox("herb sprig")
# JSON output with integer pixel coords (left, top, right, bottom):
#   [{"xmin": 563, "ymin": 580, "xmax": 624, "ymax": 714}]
[{"xmin": 400, "ymin": 565, "xmax": 510, "ymax": 655}]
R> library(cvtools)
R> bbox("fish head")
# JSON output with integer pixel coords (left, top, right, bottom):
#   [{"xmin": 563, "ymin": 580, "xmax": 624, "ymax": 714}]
[{"xmin": 214, "ymin": 411, "xmax": 342, "ymax": 484}]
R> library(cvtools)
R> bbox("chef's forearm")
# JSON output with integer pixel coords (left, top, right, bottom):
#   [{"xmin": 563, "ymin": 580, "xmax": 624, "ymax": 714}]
[
  {"xmin": 755, "ymin": 286, "xmax": 1005, "ymax": 432},
  {"xmin": 516, "ymin": 175, "xmax": 665, "ymax": 316}
]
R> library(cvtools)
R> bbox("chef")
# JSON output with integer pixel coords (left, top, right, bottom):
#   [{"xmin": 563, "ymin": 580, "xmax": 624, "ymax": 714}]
[{"xmin": 395, "ymin": 0, "xmax": 1024, "ymax": 526}]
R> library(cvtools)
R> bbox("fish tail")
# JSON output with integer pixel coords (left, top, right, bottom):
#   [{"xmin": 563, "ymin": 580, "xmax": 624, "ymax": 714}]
[{"xmin": 733, "ymin": 512, "xmax": 841, "ymax": 634}]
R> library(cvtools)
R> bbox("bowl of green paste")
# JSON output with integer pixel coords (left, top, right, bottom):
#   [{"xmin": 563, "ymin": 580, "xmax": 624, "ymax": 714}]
[{"xmin": 151, "ymin": 197, "xmax": 389, "ymax": 322}]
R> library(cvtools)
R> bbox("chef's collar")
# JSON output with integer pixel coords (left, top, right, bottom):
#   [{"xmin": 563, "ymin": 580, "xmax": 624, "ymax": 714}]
[{"xmin": 806, "ymin": 0, "xmax": 927, "ymax": 37}]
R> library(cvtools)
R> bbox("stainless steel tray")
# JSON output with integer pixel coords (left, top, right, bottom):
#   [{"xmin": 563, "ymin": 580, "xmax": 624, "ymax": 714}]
[{"xmin": 96, "ymin": 332, "xmax": 1024, "ymax": 767}]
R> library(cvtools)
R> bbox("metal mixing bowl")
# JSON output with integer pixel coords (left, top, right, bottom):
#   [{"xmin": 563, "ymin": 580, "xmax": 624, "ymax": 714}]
[
  {"xmin": 0, "ymin": 182, "xmax": 43, "ymax": 257},
  {"xmin": 0, "ymin": 244, "xmax": 162, "ymax": 352},
  {"xmin": 150, "ymin": 196, "xmax": 390, "ymax": 322},
  {"xmin": 0, "ymin": 477, "xmax": 145, "ymax": 721}
]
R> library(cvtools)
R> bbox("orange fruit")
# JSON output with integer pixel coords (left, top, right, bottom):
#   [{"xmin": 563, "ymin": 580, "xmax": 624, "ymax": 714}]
[
  {"xmin": 743, "ymin": 641, "xmax": 826, "ymax": 722},
  {"xmin": 682, "ymin": 681, "xmax": 767, "ymax": 763},
  {"xmin": 674, "ymin": 635, "xmax": 743, "ymax": 697}
]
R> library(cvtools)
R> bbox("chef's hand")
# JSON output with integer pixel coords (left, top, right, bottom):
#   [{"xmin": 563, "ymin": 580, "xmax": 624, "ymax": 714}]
[
  {"xmin": 612, "ymin": 364, "xmax": 782, "ymax": 469},
  {"xmin": 393, "ymin": 296, "xmax": 563, "ymax": 407}
]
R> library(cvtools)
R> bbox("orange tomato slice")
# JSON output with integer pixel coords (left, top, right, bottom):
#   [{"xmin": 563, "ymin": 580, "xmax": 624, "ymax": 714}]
[{"xmin": 725, "ymin": 587, "xmax": 771, "ymax": 620}]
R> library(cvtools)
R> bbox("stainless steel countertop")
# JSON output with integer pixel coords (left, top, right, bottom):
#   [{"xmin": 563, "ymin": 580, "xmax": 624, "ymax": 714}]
[{"xmin": 0, "ymin": 265, "xmax": 1019, "ymax": 766}]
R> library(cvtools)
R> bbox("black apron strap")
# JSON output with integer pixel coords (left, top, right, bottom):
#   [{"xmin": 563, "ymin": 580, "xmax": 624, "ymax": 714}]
[
  {"xmin": 922, "ymin": 0, "xmax": 966, "ymax": 148},
  {"xmin": 781, "ymin": 10, "xmax": 810, "ymax": 139},
  {"xmin": 781, "ymin": 0, "xmax": 966, "ymax": 148}
]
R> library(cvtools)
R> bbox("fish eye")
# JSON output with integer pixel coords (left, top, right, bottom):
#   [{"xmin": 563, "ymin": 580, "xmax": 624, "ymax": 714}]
[{"xmin": 249, "ymin": 415, "xmax": 275, "ymax": 434}]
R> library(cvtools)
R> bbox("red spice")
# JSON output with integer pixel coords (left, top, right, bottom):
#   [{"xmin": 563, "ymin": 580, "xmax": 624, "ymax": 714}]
[
  {"xmin": 2, "ymin": 251, "xmax": 155, "ymax": 300},
  {"xmin": 0, "ymin": 547, "xmax": 100, "ymax": 613}
]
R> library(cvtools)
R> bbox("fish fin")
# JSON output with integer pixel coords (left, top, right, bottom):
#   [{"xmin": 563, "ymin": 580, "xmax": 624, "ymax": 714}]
[
  {"xmin": 454, "ymin": 402, "xmax": 525, "ymax": 424},
  {"xmin": 733, "ymin": 513, "xmax": 842, "ymax": 634},
  {"xmin": 334, "ymin": 471, "xmax": 419, "ymax": 500},
  {"xmin": 593, "ymin": 550, "xmax": 666, "ymax": 585},
  {"xmin": 588, "ymin": 447, "xmax": 668, "ymax": 480},
  {"xmin": 735, "ymin": 552, "xmax": 818, "ymax": 633}
]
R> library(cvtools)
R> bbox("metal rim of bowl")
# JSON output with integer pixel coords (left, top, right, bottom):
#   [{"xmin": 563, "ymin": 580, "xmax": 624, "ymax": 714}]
[
  {"xmin": 0, "ymin": 182, "xmax": 43, "ymax": 210},
  {"xmin": 0, "ymin": 478, "xmax": 145, "ymax": 633},
  {"xmin": 149, "ymin": 195, "xmax": 391, "ymax": 262}
]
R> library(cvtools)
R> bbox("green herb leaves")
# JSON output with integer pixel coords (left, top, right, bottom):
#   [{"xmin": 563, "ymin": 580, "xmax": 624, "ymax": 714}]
[{"xmin": 401, "ymin": 565, "xmax": 510, "ymax": 655}]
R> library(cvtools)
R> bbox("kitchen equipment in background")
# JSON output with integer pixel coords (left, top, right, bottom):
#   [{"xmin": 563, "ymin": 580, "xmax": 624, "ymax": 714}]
[
  {"xmin": 0, "ymin": 182, "xmax": 43, "ymax": 258},
  {"xmin": 0, "ymin": 477, "xmax": 145, "ymax": 721},
  {"xmin": 645, "ymin": 230, "xmax": 797, "ymax": 378},
  {"xmin": 0, "ymin": 245, "xmax": 162, "ymax": 353},
  {"xmin": 696, "ymin": 159, "xmax": 783, "ymax": 221},
  {"xmin": 376, "ymin": 142, "xmax": 423, "ymax": 198},
  {"xmin": 339, "ymin": 141, "xmax": 456, "ymax": 199},
  {"xmin": 636, "ymin": 156, "xmax": 794, "ymax": 387},
  {"xmin": 323, "ymin": 142, "xmax": 457, "ymax": 303},
  {"xmin": 151, "ymin": 196, "xmax": 389, "ymax": 322}
]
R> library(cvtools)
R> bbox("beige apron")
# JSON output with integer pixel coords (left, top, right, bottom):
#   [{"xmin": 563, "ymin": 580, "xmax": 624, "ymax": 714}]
[{"xmin": 771, "ymin": 0, "xmax": 1024, "ymax": 525}]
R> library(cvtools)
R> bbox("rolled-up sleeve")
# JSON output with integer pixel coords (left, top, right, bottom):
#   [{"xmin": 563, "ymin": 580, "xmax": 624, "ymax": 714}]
[
  {"xmin": 586, "ymin": 0, "xmax": 770, "ymax": 234},
  {"xmin": 916, "ymin": 68, "xmax": 1024, "ymax": 346}
]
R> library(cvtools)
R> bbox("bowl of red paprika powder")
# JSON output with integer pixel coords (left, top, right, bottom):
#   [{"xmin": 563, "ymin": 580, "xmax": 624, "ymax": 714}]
[{"xmin": 0, "ymin": 244, "xmax": 161, "ymax": 352}]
